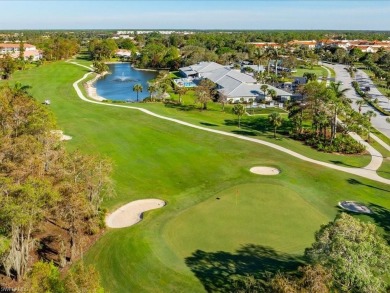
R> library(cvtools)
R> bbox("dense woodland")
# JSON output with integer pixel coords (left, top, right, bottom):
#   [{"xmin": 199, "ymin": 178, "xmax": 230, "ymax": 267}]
[{"xmin": 0, "ymin": 84, "xmax": 109, "ymax": 291}]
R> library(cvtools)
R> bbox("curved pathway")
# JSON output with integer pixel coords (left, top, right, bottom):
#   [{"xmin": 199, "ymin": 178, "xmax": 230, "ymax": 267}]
[{"xmin": 70, "ymin": 62, "xmax": 390, "ymax": 185}]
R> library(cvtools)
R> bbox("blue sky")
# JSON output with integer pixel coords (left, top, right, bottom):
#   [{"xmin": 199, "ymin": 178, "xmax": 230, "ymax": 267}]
[{"xmin": 1, "ymin": 1, "xmax": 389, "ymax": 30}]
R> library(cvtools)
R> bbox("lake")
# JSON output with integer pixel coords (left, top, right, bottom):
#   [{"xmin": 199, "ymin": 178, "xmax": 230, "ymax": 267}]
[{"xmin": 96, "ymin": 63, "xmax": 157, "ymax": 101}]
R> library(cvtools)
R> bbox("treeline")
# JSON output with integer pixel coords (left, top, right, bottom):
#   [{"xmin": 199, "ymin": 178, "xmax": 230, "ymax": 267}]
[
  {"xmin": 35, "ymin": 36, "xmax": 80, "ymax": 61},
  {"xmin": 0, "ymin": 84, "xmax": 111, "ymax": 290}
]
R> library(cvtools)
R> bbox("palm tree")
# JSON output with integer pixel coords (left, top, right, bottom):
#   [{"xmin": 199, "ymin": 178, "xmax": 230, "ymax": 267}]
[
  {"xmin": 12, "ymin": 82, "xmax": 32, "ymax": 97},
  {"xmin": 147, "ymin": 82, "xmax": 158, "ymax": 102},
  {"xmin": 232, "ymin": 104, "xmax": 246, "ymax": 128},
  {"xmin": 328, "ymin": 82, "xmax": 350, "ymax": 142},
  {"xmin": 287, "ymin": 101, "xmax": 306, "ymax": 134},
  {"xmin": 364, "ymin": 110, "xmax": 376, "ymax": 142},
  {"xmin": 265, "ymin": 47, "xmax": 278, "ymax": 74},
  {"xmin": 267, "ymin": 89, "xmax": 277, "ymax": 100},
  {"xmin": 174, "ymin": 86, "xmax": 187, "ymax": 104},
  {"xmin": 132, "ymin": 84, "xmax": 143, "ymax": 102},
  {"xmin": 260, "ymin": 84, "xmax": 269, "ymax": 99},
  {"xmin": 248, "ymin": 98, "xmax": 254, "ymax": 114},
  {"xmin": 355, "ymin": 99, "xmax": 366, "ymax": 114},
  {"xmin": 252, "ymin": 47, "xmax": 265, "ymax": 72},
  {"xmin": 268, "ymin": 112, "xmax": 283, "ymax": 138}
]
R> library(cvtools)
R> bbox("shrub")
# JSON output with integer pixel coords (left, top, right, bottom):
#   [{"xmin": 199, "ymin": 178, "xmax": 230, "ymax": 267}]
[{"xmin": 300, "ymin": 133, "xmax": 365, "ymax": 154}]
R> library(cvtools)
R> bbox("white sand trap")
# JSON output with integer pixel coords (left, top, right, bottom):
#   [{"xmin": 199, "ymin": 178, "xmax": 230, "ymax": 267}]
[
  {"xmin": 106, "ymin": 199, "xmax": 165, "ymax": 228},
  {"xmin": 250, "ymin": 166, "xmax": 280, "ymax": 175},
  {"xmin": 51, "ymin": 130, "xmax": 72, "ymax": 141},
  {"xmin": 338, "ymin": 201, "xmax": 371, "ymax": 214}
]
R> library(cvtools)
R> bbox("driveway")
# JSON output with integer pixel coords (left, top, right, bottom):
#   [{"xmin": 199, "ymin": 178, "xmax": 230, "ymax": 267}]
[{"xmin": 326, "ymin": 63, "xmax": 390, "ymax": 138}]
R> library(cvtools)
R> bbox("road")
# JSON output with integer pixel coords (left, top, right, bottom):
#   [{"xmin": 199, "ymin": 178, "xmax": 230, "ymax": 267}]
[{"xmin": 325, "ymin": 63, "xmax": 390, "ymax": 138}]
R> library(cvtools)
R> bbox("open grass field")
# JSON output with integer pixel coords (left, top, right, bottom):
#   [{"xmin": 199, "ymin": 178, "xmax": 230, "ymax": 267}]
[
  {"xmin": 294, "ymin": 65, "xmax": 328, "ymax": 78},
  {"xmin": 3, "ymin": 61, "xmax": 390, "ymax": 292}
]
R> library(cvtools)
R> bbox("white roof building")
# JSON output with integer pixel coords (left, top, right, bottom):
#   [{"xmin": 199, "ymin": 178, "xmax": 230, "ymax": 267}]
[{"xmin": 179, "ymin": 61, "xmax": 291, "ymax": 102}]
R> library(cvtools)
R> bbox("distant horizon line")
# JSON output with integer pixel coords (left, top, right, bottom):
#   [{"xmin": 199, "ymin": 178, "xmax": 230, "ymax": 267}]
[{"xmin": 1, "ymin": 28, "xmax": 390, "ymax": 32}]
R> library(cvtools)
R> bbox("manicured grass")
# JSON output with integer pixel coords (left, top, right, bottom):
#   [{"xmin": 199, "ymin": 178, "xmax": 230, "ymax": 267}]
[
  {"xmin": 4, "ymin": 61, "xmax": 390, "ymax": 292},
  {"xmin": 247, "ymin": 107, "xmax": 288, "ymax": 115},
  {"xmin": 294, "ymin": 65, "xmax": 328, "ymax": 78},
  {"xmin": 163, "ymin": 183, "xmax": 329, "ymax": 257},
  {"xmin": 138, "ymin": 101, "xmax": 371, "ymax": 168}
]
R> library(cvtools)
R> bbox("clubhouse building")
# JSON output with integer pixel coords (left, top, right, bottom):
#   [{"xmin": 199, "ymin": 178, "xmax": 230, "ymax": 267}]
[{"xmin": 178, "ymin": 61, "xmax": 291, "ymax": 103}]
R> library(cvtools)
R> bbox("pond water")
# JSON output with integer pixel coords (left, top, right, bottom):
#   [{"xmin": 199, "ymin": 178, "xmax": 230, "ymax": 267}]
[{"xmin": 95, "ymin": 63, "xmax": 157, "ymax": 101}]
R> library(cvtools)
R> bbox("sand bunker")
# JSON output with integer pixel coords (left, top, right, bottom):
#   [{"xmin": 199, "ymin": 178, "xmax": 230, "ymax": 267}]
[
  {"xmin": 51, "ymin": 130, "xmax": 72, "ymax": 141},
  {"xmin": 338, "ymin": 201, "xmax": 371, "ymax": 214},
  {"xmin": 106, "ymin": 199, "xmax": 165, "ymax": 228},
  {"xmin": 250, "ymin": 166, "xmax": 280, "ymax": 175}
]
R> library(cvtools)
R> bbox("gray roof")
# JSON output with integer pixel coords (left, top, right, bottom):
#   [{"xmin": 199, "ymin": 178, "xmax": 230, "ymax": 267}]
[
  {"xmin": 179, "ymin": 61, "xmax": 224, "ymax": 73},
  {"xmin": 180, "ymin": 61, "xmax": 287, "ymax": 100},
  {"xmin": 218, "ymin": 75, "xmax": 243, "ymax": 94},
  {"xmin": 196, "ymin": 62, "xmax": 224, "ymax": 73},
  {"xmin": 225, "ymin": 70, "xmax": 256, "ymax": 83},
  {"xmin": 201, "ymin": 67, "xmax": 231, "ymax": 82},
  {"xmin": 220, "ymin": 83, "xmax": 292, "ymax": 98}
]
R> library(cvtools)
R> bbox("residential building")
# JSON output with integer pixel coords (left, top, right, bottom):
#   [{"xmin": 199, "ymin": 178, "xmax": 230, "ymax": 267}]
[
  {"xmin": 287, "ymin": 40, "xmax": 317, "ymax": 49},
  {"xmin": 247, "ymin": 42, "xmax": 281, "ymax": 49},
  {"xmin": 0, "ymin": 43, "xmax": 42, "ymax": 61},
  {"xmin": 316, "ymin": 39, "xmax": 390, "ymax": 53}
]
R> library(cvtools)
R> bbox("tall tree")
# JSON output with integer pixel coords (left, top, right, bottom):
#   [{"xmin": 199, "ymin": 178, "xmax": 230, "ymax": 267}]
[
  {"xmin": 195, "ymin": 79, "xmax": 216, "ymax": 110},
  {"xmin": 218, "ymin": 92, "xmax": 228, "ymax": 111},
  {"xmin": 132, "ymin": 83, "xmax": 143, "ymax": 102},
  {"xmin": 232, "ymin": 103, "xmax": 246, "ymax": 128},
  {"xmin": 355, "ymin": 99, "xmax": 366, "ymax": 114},
  {"xmin": 363, "ymin": 110, "xmax": 376, "ymax": 142},
  {"xmin": 174, "ymin": 86, "xmax": 187, "ymax": 104},
  {"xmin": 147, "ymin": 81, "xmax": 158, "ymax": 102},
  {"xmin": 260, "ymin": 84, "xmax": 269, "ymax": 99},
  {"xmin": 327, "ymin": 82, "xmax": 350, "ymax": 142},
  {"xmin": 0, "ymin": 54, "xmax": 16, "ymax": 80},
  {"xmin": 268, "ymin": 112, "xmax": 283, "ymax": 138},
  {"xmin": 0, "ymin": 179, "xmax": 58, "ymax": 280},
  {"xmin": 306, "ymin": 213, "xmax": 390, "ymax": 293}
]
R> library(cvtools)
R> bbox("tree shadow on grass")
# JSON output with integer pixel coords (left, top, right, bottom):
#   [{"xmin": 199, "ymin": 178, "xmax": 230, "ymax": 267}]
[
  {"xmin": 200, "ymin": 122, "xmax": 219, "ymax": 127},
  {"xmin": 367, "ymin": 203, "xmax": 390, "ymax": 243},
  {"xmin": 185, "ymin": 244, "xmax": 304, "ymax": 292},
  {"xmin": 225, "ymin": 116, "xmax": 292, "ymax": 136},
  {"xmin": 76, "ymin": 53, "xmax": 92, "ymax": 61},
  {"xmin": 164, "ymin": 102, "xmax": 196, "ymax": 111},
  {"xmin": 231, "ymin": 130, "xmax": 257, "ymax": 136},
  {"xmin": 347, "ymin": 178, "xmax": 390, "ymax": 193},
  {"xmin": 329, "ymin": 160, "xmax": 361, "ymax": 168}
]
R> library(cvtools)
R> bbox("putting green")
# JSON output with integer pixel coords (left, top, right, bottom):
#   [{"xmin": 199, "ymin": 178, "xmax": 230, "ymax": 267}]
[{"xmin": 162, "ymin": 183, "xmax": 329, "ymax": 260}]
